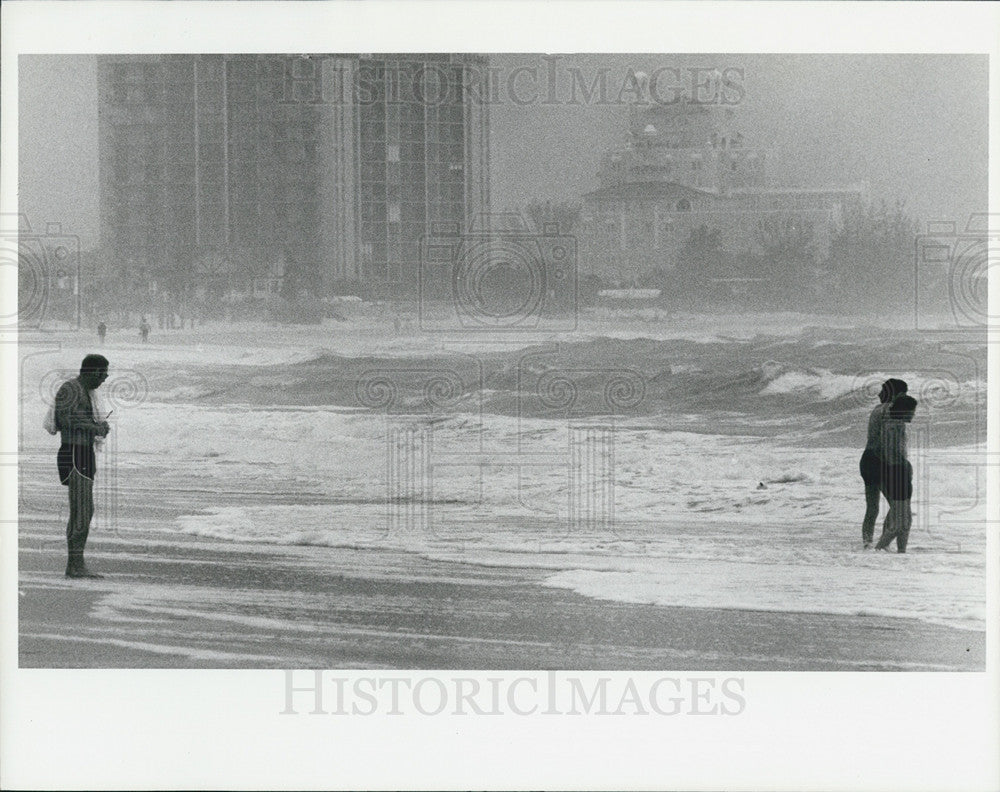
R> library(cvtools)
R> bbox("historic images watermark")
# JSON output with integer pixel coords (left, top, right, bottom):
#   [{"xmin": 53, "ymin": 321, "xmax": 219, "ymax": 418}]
[
  {"xmin": 2, "ymin": 213, "xmax": 81, "ymax": 331},
  {"xmin": 419, "ymin": 213, "xmax": 577, "ymax": 333},
  {"xmin": 353, "ymin": 357, "xmax": 484, "ymax": 540},
  {"xmin": 353, "ymin": 352, "xmax": 648, "ymax": 544},
  {"xmin": 361, "ymin": 200, "xmax": 635, "ymax": 545},
  {"xmin": 513, "ymin": 350, "xmax": 647, "ymax": 537},
  {"xmin": 280, "ymin": 671, "xmax": 746, "ymax": 717},
  {"xmin": 913, "ymin": 213, "xmax": 998, "ymax": 335},
  {"xmin": 277, "ymin": 55, "xmax": 745, "ymax": 109}
]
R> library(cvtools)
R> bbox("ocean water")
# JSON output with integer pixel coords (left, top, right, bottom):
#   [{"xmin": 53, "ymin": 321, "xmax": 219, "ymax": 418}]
[{"xmin": 19, "ymin": 315, "xmax": 988, "ymax": 631}]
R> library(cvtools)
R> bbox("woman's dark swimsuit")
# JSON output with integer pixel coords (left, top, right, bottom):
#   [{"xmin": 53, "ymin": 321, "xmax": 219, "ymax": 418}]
[{"xmin": 859, "ymin": 448, "xmax": 882, "ymax": 487}]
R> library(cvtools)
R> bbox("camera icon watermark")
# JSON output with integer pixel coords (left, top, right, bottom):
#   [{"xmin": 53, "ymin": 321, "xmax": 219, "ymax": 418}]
[
  {"xmin": 1, "ymin": 213, "xmax": 81, "ymax": 330},
  {"xmin": 514, "ymin": 351, "xmax": 648, "ymax": 536},
  {"xmin": 354, "ymin": 361, "xmax": 485, "ymax": 539},
  {"xmin": 914, "ymin": 213, "xmax": 998, "ymax": 335},
  {"xmin": 419, "ymin": 213, "xmax": 577, "ymax": 332},
  {"xmin": 352, "ymin": 352, "xmax": 646, "ymax": 543},
  {"xmin": 913, "ymin": 448, "xmax": 998, "ymax": 539}
]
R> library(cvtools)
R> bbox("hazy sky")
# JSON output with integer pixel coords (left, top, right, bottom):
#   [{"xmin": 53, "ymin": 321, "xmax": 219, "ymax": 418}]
[{"xmin": 18, "ymin": 53, "xmax": 988, "ymax": 249}]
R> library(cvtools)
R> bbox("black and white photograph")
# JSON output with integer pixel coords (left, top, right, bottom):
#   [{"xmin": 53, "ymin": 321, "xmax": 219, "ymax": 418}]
[{"xmin": 2, "ymin": 2, "xmax": 998, "ymax": 790}]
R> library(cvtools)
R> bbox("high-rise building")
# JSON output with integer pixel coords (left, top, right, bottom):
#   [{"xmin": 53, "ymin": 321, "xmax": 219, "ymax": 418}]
[{"xmin": 97, "ymin": 54, "xmax": 490, "ymax": 300}]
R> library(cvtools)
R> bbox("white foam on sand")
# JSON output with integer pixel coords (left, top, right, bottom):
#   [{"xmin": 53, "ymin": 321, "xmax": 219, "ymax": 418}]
[
  {"xmin": 171, "ymin": 497, "xmax": 986, "ymax": 632},
  {"xmin": 539, "ymin": 551, "xmax": 987, "ymax": 632}
]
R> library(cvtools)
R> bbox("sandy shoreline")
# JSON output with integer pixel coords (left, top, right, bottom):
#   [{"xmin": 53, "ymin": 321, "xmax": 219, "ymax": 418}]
[{"xmin": 18, "ymin": 522, "xmax": 983, "ymax": 671}]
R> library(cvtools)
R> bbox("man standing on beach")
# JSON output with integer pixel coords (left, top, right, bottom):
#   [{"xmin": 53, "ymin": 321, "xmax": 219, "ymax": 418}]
[{"xmin": 54, "ymin": 354, "xmax": 111, "ymax": 578}]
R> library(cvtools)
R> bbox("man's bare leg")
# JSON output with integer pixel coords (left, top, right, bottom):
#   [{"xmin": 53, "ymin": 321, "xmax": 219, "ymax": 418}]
[
  {"xmin": 65, "ymin": 468, "xmax": 102, "ymax": 578},
  {"xmin": 894, "ymin": 501, "xmax": 912, "ymax": 553},
  {"xmin": 874, "ymin": 501, "xmax": 898, "ymax": 551}
]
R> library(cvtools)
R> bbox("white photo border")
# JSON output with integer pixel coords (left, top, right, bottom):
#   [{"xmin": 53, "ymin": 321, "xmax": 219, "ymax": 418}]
[{"xmin": 2, "ymin": 2, "xmax": 998, "ymax": 790}]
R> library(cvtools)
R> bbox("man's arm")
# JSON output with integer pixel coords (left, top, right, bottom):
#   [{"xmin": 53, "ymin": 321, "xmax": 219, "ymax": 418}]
[{"xmin": 54, "ymin": 381, "xmax": 109, "ymax": 438}]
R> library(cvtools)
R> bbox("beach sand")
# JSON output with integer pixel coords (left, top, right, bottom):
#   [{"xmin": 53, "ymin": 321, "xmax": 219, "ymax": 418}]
[{"xmin": 19, "ymin": 518, "xmax": 983, "ymax": 671}]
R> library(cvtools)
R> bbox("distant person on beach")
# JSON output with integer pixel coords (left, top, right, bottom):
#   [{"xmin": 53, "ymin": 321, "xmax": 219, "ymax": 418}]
[
  {"xmin": 139, "ymin": 317, "xmax": 150, "ymax": 343},
  {"xmin": 54, "ymin": 354, "xmax": 111, "ymax": 578},
  {"xmin": 97, "ymin": 321, "xmax": 107, "ymax": 345},
  {"xmin": 875, "ymin": 394, "xmax": 918, "ymax": 553},
  {"xmin": 859, "ymin": 378, "xmax": 908, "ymax": 548}
]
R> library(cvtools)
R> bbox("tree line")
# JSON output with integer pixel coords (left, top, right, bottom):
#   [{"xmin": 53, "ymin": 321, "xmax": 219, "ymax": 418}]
[{"xmin": 527, "ymin": 197, "xmax": 945, "ymax": 313}]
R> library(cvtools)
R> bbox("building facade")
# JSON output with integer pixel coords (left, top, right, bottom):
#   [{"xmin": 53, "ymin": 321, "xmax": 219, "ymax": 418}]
[
  {"xmin": 97, "ymin": 54, "xmax": 490, "ymax": 300},
  {"xmin": 580, "ymin": 91, "xmax": 865, "ymax": 285}
]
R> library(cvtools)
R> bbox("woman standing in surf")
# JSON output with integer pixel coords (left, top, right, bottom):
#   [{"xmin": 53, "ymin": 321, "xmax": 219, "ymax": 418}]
[{"xmin": 859, "ymin": 378, "xmax": 908, "ymax": 549}]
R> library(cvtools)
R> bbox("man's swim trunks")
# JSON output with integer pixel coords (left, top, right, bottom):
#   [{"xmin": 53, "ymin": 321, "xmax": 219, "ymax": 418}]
[
  {"xmin": 57, "ymin": 444, "xmax": 96, "ymax": 485},
  {"xmin": 882, "ymin": 461, "xmax": 912, "ymax": 501}
]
